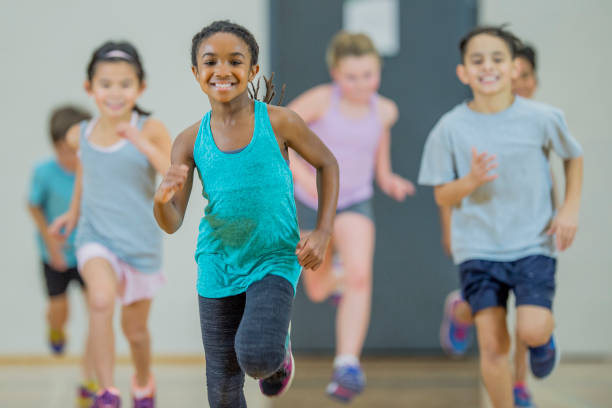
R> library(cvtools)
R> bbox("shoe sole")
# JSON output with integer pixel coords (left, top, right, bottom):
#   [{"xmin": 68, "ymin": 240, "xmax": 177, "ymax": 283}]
[{"xmin": 530, "ymin": 337, "xmax": 561, "ymax": 380}]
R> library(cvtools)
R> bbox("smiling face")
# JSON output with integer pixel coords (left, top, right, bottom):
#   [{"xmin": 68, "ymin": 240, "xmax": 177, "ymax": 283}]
[
  {"xmin": 512, "ymin": 56, "xmax": 538, "ymax": 99},
  {"xmin": 457, "ymin": 33, "xmax": 516, "ymax": 97},
  {"xmin": 331, "ymin": 54, "xmax": 381, "ymax": 104},
  {"xmin": 192, "ymin": 32, "xmax": 259, "ymax": 103},
  {"xmin": 85, "ymin": 61, "xmax": 145, "ymax": 119}
]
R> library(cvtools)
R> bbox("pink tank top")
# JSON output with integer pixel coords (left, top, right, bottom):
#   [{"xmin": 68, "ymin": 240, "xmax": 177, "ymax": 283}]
[{"xmin": 294, "ymin": 85, "xmax": 383, "ymax": 210}]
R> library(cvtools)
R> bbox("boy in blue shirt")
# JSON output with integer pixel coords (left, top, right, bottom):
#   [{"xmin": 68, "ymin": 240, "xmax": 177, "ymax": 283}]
[
  {"xmin": 27, "ymin": 105, "xmax": 98, "ymax": 405},
  {"xmin": 418, "ymin": 26, "xmax": 583, "ymax": 408}
]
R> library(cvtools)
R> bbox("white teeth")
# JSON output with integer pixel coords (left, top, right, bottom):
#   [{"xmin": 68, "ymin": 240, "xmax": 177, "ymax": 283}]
[{"xmin": 214, "ymin": 83, "xmax": 233, "ymax": 89}]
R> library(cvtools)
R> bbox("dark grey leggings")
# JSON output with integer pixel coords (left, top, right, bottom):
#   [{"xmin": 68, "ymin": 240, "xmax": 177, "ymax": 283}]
[{"xmin": 198, "ymin": 274, "xmax": 294, "ymax": 408}]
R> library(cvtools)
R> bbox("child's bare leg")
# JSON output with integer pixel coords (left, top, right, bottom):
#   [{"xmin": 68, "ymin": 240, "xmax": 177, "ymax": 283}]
[
  {"xmin": 301, "ymin": 233, "xmax": 336, "ymax": 302},
  {"xmin": 333, "ymin": 213, "xmax": 374, "ymax": 358},
  {"xmin": 81, "ymin": 258, "xmax": 118, "ymax": 389},
  {"xmin": 121, "ymin": 299, "xmax": 153, "ymax": 387},
  {"xmin": 454, "ymin": 300, "xmax": 474, "ymax": 325},
  {"xmin": 474, "ymin": 307, "xmax": 513, "ymax": 408},
  {"xmin": 513, "ymin": 329, "xmax": 528, "ymax": 384},
  {"xmin": 516, "ymin": 305, "xmax": 554, "ymax": 348},
  {"xmin": 47, "ymin": 294, "xmax": 69, "ymax": 331}
]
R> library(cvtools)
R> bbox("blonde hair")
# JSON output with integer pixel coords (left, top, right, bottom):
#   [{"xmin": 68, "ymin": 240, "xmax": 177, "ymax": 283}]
[{"xmin": 326, "ymin": 31, "xmax": 381, "ymax": 69}]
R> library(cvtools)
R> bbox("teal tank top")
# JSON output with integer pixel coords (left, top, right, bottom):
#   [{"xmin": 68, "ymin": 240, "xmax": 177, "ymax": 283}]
[
  {"xmin": 193, "ymin": 100, "xmax": 301, "ymax": 298},
  {"xmin": 75, "ymin": 113, "xmax": 162, "ymax": 274}
]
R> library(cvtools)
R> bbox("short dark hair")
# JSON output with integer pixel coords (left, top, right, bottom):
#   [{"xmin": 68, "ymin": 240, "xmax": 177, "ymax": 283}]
[
  {"xmin": 49, "ymin": 106, "xmax": 91, "ymax": 144},
  {"xmin": 191, "ymin": 20, "xmax": 259, "ymax": 68},
  {"xmin": 515, "ymin": 44, "xmax": 537, "ymax": 71},
  {"xmin": 459, "ymin": 25, "xmax": 523, "ymax": 61}
]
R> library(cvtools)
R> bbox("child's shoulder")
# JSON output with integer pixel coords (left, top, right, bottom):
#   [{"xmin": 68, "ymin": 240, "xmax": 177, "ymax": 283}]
[
  {"xmin": 33, "ymin": 157, "xmax": 57, "ymax": 173},
  {"xmin": 514, "ymin": 96, "xmax": 566, "ymax": 122},
  {"xmin": 376, "ymin": 95, "xmax": 398, "ymax": 127},
  {"xmin": 267, "ymin": 104, "xmax": 304, "ymax": 130}
]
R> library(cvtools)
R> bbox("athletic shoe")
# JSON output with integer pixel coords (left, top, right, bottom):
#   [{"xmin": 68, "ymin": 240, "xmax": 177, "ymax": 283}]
[
  {"xmin": 93, "ymin": 389, "xmax": 121, "ymax": 408},
  {"xmin": 48, "ymin": 327, "xmax": 66, "ymax": 355},
  {"xmin": 77, "ymin": 380, "xmax": 98, "ymax": 408},
  {"xmin": 326, "ymin": 364, "xmax": 365, "ymax": 403},
  {"xmin": 513, "ymin": 383, "xmax": 537, "ymax": 407},
  {"xmin": 440, "ymin": 290, "xmax": 474, "ymax": 357},
  {"xmin": 132, "ymin": 375, "xmax": 156, "ymax": 408},
  {"xmin": 529, "ymin": 335, "xmax": 560, "ymax": 379},
  {"xmin": 259, "ymin": 343, "xmax": 295, "ymax": 397}
]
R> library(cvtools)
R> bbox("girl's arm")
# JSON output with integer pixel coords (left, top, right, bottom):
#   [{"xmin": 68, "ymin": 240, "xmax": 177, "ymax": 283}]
[
  {"xmin": 153, "ymin": 122, "xmax": 199, "ymax": 234},
  {"xmin": 439, "ymin": 206, "xmax": 452, "ymax": 256},
  {"xmin": 547, "ymin": 155, "xmax": 583, "ymax": 251},
  {"xmin": 49, "ymin": 125, "xmax": 82, "ymax": 238},
  {"xmin": 269, "ymin": 105, "xmax": 339, "ymax": 270},
  {"xmin": 434, "ymin": 147, "xmax": 498, "ymax": 207},
  {"xmin": 117, "ymin": 118, "xmax": 172, "ymax": 175},
  {"xmin": 374, "ymin": 98, "xmax": 415, "ymax": 201},
  {"xmin": 287, "ymin": 85, "xmax": 332, "ymax": 199}
]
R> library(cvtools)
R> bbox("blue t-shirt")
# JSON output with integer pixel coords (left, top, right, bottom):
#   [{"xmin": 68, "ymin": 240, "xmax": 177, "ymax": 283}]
[
  {"xmin": 28, "ymin": 158, "xmax": 77, "ymax": 267},
  {"xmin": 418, "ymin": 96, "xmax": 583, "ymax": 264}
]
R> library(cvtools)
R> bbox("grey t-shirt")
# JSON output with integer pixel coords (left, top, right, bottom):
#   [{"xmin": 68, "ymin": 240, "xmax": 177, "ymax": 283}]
[{"xmin": 418, "ymin": 96, "xmax": 583, "ymax": 264}]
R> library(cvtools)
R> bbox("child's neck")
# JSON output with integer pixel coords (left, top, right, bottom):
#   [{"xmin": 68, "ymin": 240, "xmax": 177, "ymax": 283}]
[
  {"xmin": 97, "ymin": 111, "xmax": 133, "ymax": 132},
  {"xmin": 210, "ymin": 93, "xmax": 253, "ymax": 125},
  {"xmin": 469, "ymin": 90, "xmax": 515, "ymax": 114}
]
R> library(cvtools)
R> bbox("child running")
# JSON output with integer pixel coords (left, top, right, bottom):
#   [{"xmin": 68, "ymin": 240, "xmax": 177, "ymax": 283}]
[
  {"xmin": 287, "ymin": 31, "xmax": 414, "ymax": 403},
  {"xmin": 419, "ymin": 26, "xmax": 583, "ymax": 408},
  {"xmin": 50, "ymin": 41, "xmax": 171, "ymax": 408},
  {"xmin": 153, "ymin": 21, "xmax": 339, "ymax": 408},
  {"xmin": 27, "ymin": 105, "xmax": 98, "ymax": 407},
  {"xmin": 438, "ymin": 42, "xmax": 546, "ymax": 408}
]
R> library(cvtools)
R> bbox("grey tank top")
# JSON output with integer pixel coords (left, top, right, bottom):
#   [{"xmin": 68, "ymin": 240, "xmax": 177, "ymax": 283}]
[{"xmin": 75, "ymin": 112, "xmax": 162, "ymax": 274}]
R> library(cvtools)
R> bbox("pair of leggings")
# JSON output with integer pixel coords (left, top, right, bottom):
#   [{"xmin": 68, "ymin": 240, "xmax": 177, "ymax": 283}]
[{"xmin": 198, "ymin": 274, "xmax": 294, "ymax": 408}]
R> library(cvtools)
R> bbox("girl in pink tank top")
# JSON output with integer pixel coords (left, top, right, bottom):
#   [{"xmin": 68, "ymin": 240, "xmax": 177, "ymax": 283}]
[{"xmin": 288, "ymin": 31, "xmax": 415, "ymax": 402}]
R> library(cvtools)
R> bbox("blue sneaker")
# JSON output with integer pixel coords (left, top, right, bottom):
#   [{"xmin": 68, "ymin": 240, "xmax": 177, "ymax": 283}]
[
  {"xmin": 529, "ymin": 335, "xmax": 560, "ymax": 379},
  {"xmin": 326, "ymin": 364, "xmax": 365, "ymax": 403},
  {"xmin": 440, "ymin": 290, "xmax": 474, "ymax": 357},
  {"xmin": 513, "ymin": 384, "xmax": 537, "ymax": 407}
]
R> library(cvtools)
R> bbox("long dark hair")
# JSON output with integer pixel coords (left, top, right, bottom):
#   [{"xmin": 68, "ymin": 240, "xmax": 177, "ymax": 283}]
[
  {"xmin": 191, "ymin": 20, "xmax": 285, "ymax": 105},
  {"xmin": 86, "ymin": 41, "xmax": 151, "ymax": 115}
]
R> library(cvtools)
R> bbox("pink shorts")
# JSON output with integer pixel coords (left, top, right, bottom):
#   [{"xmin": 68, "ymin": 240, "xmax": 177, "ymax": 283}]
[{"xmin": 76, "ymin": 243, "xmax": 166, "ymax": 305}]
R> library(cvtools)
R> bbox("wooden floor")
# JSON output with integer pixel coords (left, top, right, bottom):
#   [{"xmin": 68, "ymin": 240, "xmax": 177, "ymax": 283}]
[{"xmin": 0, "ymin": 355, "xmax": 610, "ymax": 407}]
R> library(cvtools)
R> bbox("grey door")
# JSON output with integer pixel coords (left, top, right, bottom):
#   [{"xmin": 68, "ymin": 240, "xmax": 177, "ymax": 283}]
[{"xmin": 270, "ymin": 0, "xmax": 476, "ymax": 353}]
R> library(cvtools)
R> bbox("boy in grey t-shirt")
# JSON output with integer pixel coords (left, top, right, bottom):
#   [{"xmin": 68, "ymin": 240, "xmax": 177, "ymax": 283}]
[{"xmin": 418, "ymin": 26, "xmax": 583, "ymax": 408}]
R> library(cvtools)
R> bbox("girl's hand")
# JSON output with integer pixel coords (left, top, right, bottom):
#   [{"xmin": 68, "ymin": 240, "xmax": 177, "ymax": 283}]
[
  {"xmin": 116, "ymin": 123, "xmax": 143, "ymax": 146},
  {"xmin": 381, "ymin": 174, "xmax": 416, "ymax": 201},
  {"xmin": 155, "ymin": 164, "xmax": 190, "ymax": 204},
  {"xmin": 467, "ymin": 147, "xmax": 498, "ymax": 187},
  {"xmin": 295, "ymin": 228, "xmax": 331, "ymax": 270},
  {"xmin": 547, "ymin": 205, "xmax": 579, "ymax": 251},
  {"xmin": 49, "ymin": 212, "xmax": 78, "ymax": 240}
]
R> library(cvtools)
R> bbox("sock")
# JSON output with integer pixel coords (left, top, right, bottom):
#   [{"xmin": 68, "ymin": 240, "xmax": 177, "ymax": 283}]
[
  {"xmin": 132, "ymin": 374, "xmax": 155, "ymax": 399},
  {"xmin": 334, "ymin": 354, "xmax": 359, "ymax": 368},
  {"xmin": 513, "ymin": 381, "xmax": 526, "ymax": 389}
]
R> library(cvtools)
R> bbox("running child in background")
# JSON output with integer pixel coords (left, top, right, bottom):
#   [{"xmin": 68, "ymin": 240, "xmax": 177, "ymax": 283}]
[
  {"xmin": 27, "ymin": 105, "xmax": 98, "ymax": 407},
  {"xmin": 419, "ymin": 27, "xmax": 583, "ymax": 408},
  {"xmin": 51, "ymin": 41, "xmax": 171, "ymax": 408},
  {"xmin": 287, "ymin": 31, "xmax": 415, "ymax": 403},
  {"xmin": 438, "ymin": 42, "xmax": 546, "ymax": 408},
  {"xmin": 153, "ymin": 20, "xmax": 339, "ymax": 408}
]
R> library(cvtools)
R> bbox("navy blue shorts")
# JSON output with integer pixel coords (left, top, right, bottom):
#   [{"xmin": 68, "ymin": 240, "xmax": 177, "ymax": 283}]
[{"xmin": 459, "ymin": 255, "xmax": 556, "ymax": 315}]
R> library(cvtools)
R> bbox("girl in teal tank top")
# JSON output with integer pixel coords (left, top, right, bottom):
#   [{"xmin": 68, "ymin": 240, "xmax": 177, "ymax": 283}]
[{"xmin": 154, "ymin": 21, "xmax": 339, "ymax": 405}]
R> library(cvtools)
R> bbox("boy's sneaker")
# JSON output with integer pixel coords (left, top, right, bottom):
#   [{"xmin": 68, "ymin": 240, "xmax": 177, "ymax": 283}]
[
  {"xmin": 326, "ymin": 364, "xmax": 365, "ymax": 403},
  {"xmin": 513, "ymin": 383, "xmax": 537, "ymax": 407},
  {"xmin": 440, "ymin": 290, "xmax": 474, "ymax": 357},
  {"xmin": 259, "ymin": 343, "xmax": 295, "ymax": 397},
  {"xmin": 529, "ymin": 335, "xmax": 560, "ymax": 379},
  {"xmin": 93, "ymin": 388, "xmax": 121, "ymax": 408},
  {"xmin": 77, "ymin": 380, "xmax": 98, "ymax": 408},
  {"xmin": 132, "ymin": 374, "xmax": 156, "ymax": 408},
  {"xmin": 48, "ymin": 328, "xmax": 66, "ymax": 355}
]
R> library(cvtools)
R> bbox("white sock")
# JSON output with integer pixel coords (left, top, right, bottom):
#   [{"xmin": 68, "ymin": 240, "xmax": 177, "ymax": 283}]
[{"xmin": 334, "ymin": 354, "xmax": 359, "ymax": 368}]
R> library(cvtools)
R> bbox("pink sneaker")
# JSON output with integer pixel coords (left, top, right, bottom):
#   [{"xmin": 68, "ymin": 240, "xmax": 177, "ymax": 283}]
[
  {"xmin": 259, "ymin": 343, "xmax": 295, "ymax": 397},
  {"xmin": 93, "ymin": 388, "xmax": 121, "ymax": 408}
]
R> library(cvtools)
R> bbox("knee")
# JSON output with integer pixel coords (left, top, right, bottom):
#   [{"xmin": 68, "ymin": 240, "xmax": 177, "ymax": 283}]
[
  {"xmin": 236, "ymin": 343, "xmax": 285, "ymax": 379},
  {"xmin": 517, "ymin": 322, "xmax": 552, "ymax": 347},
  {"xmin": 344, "ymin": 266, "xmax": 371, "ymax": 292},
  {"xmin": 304, "ymin": 282, "xmax": 328, "ymax": 303},
  {"xmin": 121, "ymin": 320, "xmax": 149, "ymax": 346},
  {"xmin": 479, "ymin": 333, "xmax": 511, "ymax": 362},
  {"xmin": 88, "ymin": 291, "xmax": 115, "ymax": 315}
]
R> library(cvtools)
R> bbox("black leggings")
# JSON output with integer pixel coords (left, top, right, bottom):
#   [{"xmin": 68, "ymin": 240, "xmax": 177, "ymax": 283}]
[{"xmin": 198, "ymin": 274, "xmax": 294, "ymax": 408}]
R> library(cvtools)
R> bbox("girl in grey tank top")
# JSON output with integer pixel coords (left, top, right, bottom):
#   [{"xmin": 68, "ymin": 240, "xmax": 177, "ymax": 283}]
[{"xmin": 50, "ymin": 41, "xmax": 172, "ymax": 407}]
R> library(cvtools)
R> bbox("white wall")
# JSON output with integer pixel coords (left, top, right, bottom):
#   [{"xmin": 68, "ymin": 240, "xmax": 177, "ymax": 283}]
[
  {"xmin": 480, "ymin": 0, "xmax": 612, "ymax": 354},
  {"xmin": 0, "ymin": 0, "xmax": 269, "ymax": 355}
]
